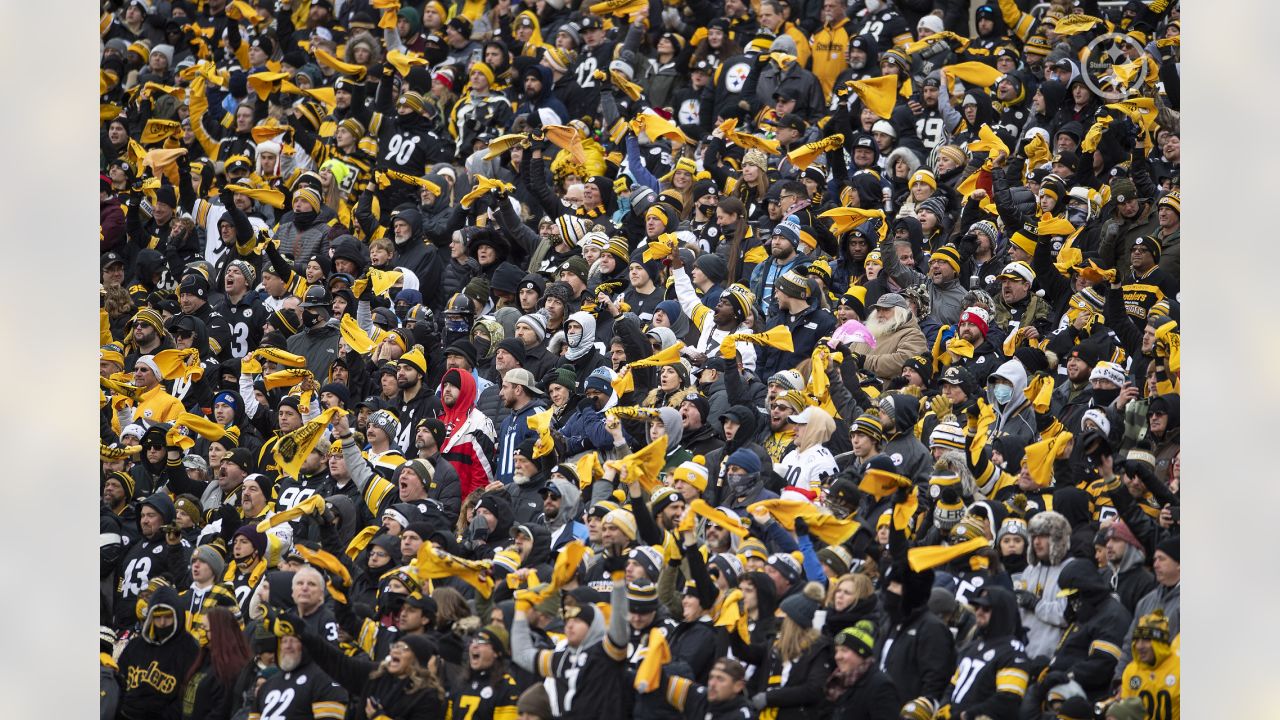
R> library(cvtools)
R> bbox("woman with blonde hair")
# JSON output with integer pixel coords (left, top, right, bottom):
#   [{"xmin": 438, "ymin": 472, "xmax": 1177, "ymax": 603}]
[
  {"xmin": 775, "ymin": 407, "xmax": 839, "ymax": 493},
  {"xmin": 822, "ymin": 572, "xmax": 886, "ymax": 641},
  {"xmin": 285, "ymin": 611, "xmax": 448, "ymax": 718},
  {"xmin": 734, "ymin": 581, "xmax": 834, "ymax": 718}
]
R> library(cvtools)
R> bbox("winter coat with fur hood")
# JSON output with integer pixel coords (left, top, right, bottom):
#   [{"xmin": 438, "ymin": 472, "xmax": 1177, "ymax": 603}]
[{"xmin": 1020, "ymin": 510, "xmax": 1075, "ymax": 660}]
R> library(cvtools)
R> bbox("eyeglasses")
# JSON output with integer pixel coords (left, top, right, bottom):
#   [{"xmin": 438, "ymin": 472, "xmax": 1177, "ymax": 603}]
[{"xmin": 769, "ymin": 403, "xmax": 794, "ymax": 412}]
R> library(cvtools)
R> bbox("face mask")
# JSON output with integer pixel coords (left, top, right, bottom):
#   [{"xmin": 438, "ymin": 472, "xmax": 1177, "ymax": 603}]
[
  {"xmin": 1067, "ymin": 206, "xmax": 1088, "ymax": 226},
  {"xmin": 293, "ymin": 209, "xmax": 318, "ymax": 227},
  {"xmin": 567, "ymin": 330, "xmax": 583, "ymax": 347},
  {"xmin": 991, "ymin": 383, "xmax": 1014, "ymax": 405},
  {"xmin": 302, "ymin": 308, "xmax": 322, "ymax": 328},
  {"xmin": 445, "ymin": 316, "xmax": 471, "ymax": 334},
  {"xmin": 883, "ymin": 590, "xmax": 904, "ymax": 625},
  {"xmin": 618, "ymin": 197, "xmax": 631, "ymax": 214},
  {"xmin": 1064, "ymin": 596, "xmax": 1082, "ymax": 622},
  {"xmin": 1092, "ymin": 386, "xmax": 1120, "ymax": 406}
]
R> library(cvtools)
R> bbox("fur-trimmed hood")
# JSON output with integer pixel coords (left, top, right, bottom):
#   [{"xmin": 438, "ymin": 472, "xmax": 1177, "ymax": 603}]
[{"xmin": 1027, "ymin": 510, "xmax": 1071, "ymax": 566}]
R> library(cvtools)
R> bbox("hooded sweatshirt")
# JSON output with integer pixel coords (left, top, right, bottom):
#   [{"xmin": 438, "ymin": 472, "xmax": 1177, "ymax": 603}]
[
  {"xmin": 985, "ymin": 359, "xmax": 1037, "ymax": 450},
  {"xmin": 546, "ymin": 478, "xmax": 588, "ymax": 549},
  {"xmin": 116, "ymin": 587, "xmax": 200, "ymax": 720}
]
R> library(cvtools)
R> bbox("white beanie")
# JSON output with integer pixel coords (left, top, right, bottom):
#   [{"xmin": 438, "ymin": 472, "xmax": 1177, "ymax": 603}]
[{"xmin": 917, "ymin": 15, "xmax": 944, "ymax": 37}]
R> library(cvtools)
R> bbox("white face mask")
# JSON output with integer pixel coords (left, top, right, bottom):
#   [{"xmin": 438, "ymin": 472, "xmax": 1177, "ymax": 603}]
[{"xmin": 567, "ymin": 330, "xmax": 583, "ymax": 347}]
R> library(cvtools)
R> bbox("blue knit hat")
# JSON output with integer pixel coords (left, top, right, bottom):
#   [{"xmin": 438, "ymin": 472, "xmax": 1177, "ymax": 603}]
[{"xmin": 725, "ymin": 448, "xmax": 761, "ymax": 475}]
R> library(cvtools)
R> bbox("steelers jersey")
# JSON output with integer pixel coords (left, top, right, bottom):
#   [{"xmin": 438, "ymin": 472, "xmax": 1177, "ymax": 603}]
[
  {"xmin": 1121, "ymin": 651, "xmax": 1180, "ymax": 720},
  {"xmin": 946, "ymin": 636, "xmax": 1030, "ymax": 717},
  {"xmin": 449, "ymin": 672, "xmax": 521, "ymax": 720},
  {"xmin": 534, "ymin": 640, "xmax": 630, "ymax": 719}
]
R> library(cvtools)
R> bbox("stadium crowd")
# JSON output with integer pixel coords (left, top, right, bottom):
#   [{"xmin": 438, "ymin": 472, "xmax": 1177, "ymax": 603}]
[{"xmin": 97, "ymin": 0, "xmax": 1182, "ymax": 717}]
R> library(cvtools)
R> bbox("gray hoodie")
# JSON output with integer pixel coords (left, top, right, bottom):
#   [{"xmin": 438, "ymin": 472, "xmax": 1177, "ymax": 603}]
[{"xmin": 986, "ymin": 359, "xmax": 1038, "ymax": 449}]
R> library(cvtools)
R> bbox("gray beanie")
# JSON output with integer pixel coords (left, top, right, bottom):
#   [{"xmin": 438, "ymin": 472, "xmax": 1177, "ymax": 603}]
[
  {"xmin": 150, "ymin": 43, "xmax": 175, "ymax": 66},
  {"xmin": 192, "ymin": 545, "xmax": 227, "ymax": 578},
  {"xmin": 769, "ymin": 34, "xmax": 797, "ymax": 55}
]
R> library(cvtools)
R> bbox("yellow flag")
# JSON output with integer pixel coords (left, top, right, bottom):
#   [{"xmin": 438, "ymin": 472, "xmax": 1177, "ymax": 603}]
[
  {"xmin": 908, "ymin": 536, "xmax": 988, "ymax": 571},
  {"xmin": 144, "ymin": 148, "xmax": 187, "ymax": 186},
  {"xmin": 942, "ymin": 61, "xmax": 1003, "ymax": 90},
  {"xmin": 608, "ymin": 435, "xmax": 669, "ymax": 494},
  {"xmin": 969, "ymin": 124, "xmax": 1009, "ymax": 156},
  {"xmin": 848, "ymin": 75, "xmax": 898, "ymax": 119},
  {"xmin": 714, "ymin": 588, "xmax": 751, "ymax": 643},
  {"xmin": 725, "ymin": 127, "xmax": 780, "ymax": 155},
  {"xmin": 633, "ymin": 111, "xmax": 693, "ymax": 145},
  {"xmin": 340, "ymin": 314, "xmax": 376, "ymax": 355},
  {"xmin": 383, "ymin": 170, "xmax": 442, "ymax": 196},
  {"xmin": 678, "ymin": 499, "xmax": 750, "ymax": 538},
  {"xmin": 352, "ymin": 268, "xmax": 405, "ymax": 298},
  {"xmin": 1036, "ymin": 215, "xmax": 1076, "ymax": 237},
  {"xmin": 1024, "ymin": 133, "xmax": 1052, "ymax": 170},
  {"xmin": 903, "ymin": 30, "xmax": 970, "ymax": 55},
  {"xmin": 313, "ymin": 48, "xmax": 368, "ymax": 80},
  {"xmin": 859, "ymin": 468, "xmax": 911, "ymax": 502},
  {"xmin": 225, "ymin": 183, "xmax": 286, "ymax": 209},
  {"xmin": 152, "ymin": 348, "xmax": 202, "ymax": 381},
  {"xmin": 641, "ymin": 233, "xmax": 679, "ymax": 262},
  {"xmin": 254, "ymin": 347, "xmax": 309, "ymax": 368},
  {"xmin": 272, "ymin": 407, "xmax": 344, "ymax": 479},
  {"xmin": 1105, "ymin": 97, "xmax": 1158, "ymax": 132},
  {"xmin": 806, "ymin": 345, "xmax": 836, "ymax": 416},
  {"xmin": 416, "ymin": 543, "xmax": 496, "ymax": 598},
  {"xmin": 1052, "ymin": 14, "xmax": 1103, "ymax": 36},
  {"xmin": 608, "ymin": 69, "xmax": 645, "ymax": 101},
  {"xmin": 726, "ymin": 326, "xmax": 794, "ymax": 353},
  {"xmin": 1025, "ymin": 373, "xmax": 1055, "ymax": 414},
  {"xmin": 1080, "ymin": 115, "xmax": 1112, "ymax": 154},
  {"xmin": 527, "ymin": 407, "xmax": 557, "ymax": 458},
  {"xmin": 226, "ymin": 0, "xmax": 262, "ymax": 23},
  {"xmin": 787, "ymin": 134, "xmax": 843, "ymax": 171},
  {"xmin": 545, "ymin": 124, "xmax": 587, "ymax": 166},
  {"xmin": 550, "ymin": 540, "xmax": 588, "ymax": 588},
  {"xmin": 575, "ymin": 452, "xmax": 604, "ymax": 490},
  {"xmin": 1022, "ymin": 431, "xmax": 1073, "ymax": 488},
  {"xmin": 819, "ymin": 206, "xmax": 886, "ymax": 238},
  {"xmin": 385, "ymin": 49, "xmax": 427, "ymax": 76},
  {"xmin": 257, "ymin": 494, "xmax": 327, "ymax": 532},
  {"xmin": 1075, "ymin": 259, "xmax": 1117, "ymax": 285},
  {"xmin": 345, "ymin": 525, "xmax": 380, "ymax": 560},
  {"xmin": 264, "ymin": 368, "xmax": 313, "ymax": 390},
  {"xmin": 459, "ymin": 175, "xmax": 515, "ymax": 208},
  {"xmin": 174, "ymin": 412, "xmax": 228, "ymax": 442},
  {"xmin": 893, "ymin": 489, "xmax": 919, "ymax": 532},
  {"xmin": 294, "ymin": 544, "xmax": 353, "ymax": 603},
  {"xmin": 614, "ymin": 342, "xmax": 685, "ymax": 395},
  {"xmin": 247, "ymin": 71, "xmax": 290, "ymax": 101},
  {"xmin": 588, "ymin": 0, "xmax": 648, "ymax": 17},
  {"xmin": 747, "ymin": 499, "xmax": 858, "ymax": 546},
  {"xmin": 140, "ymin": 119, "xmax": 183, "ymax": 145},
  {"xmin": 484, "ymin": 133, "xmax": 532, "ymax": 160},
  {"xmin": 634, "ymin": 628, "xmax": 670, "ymax": 693}
]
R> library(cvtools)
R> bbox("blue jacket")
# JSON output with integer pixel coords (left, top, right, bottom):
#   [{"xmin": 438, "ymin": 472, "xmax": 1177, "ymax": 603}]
[
  {"xmin": 496, "ymin": 400, "xmax": 546, "ymax": 484},
  {"xmin": 749, "ymin": 251, "xmax": 808, "ymax": 317},
  {"xmin": 558, "ymin": 404, "xmax": 615, "ymax": 456},
  {"xmin": 757, "ymin": 299, "xmax": 838, "ymax": 378}
]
